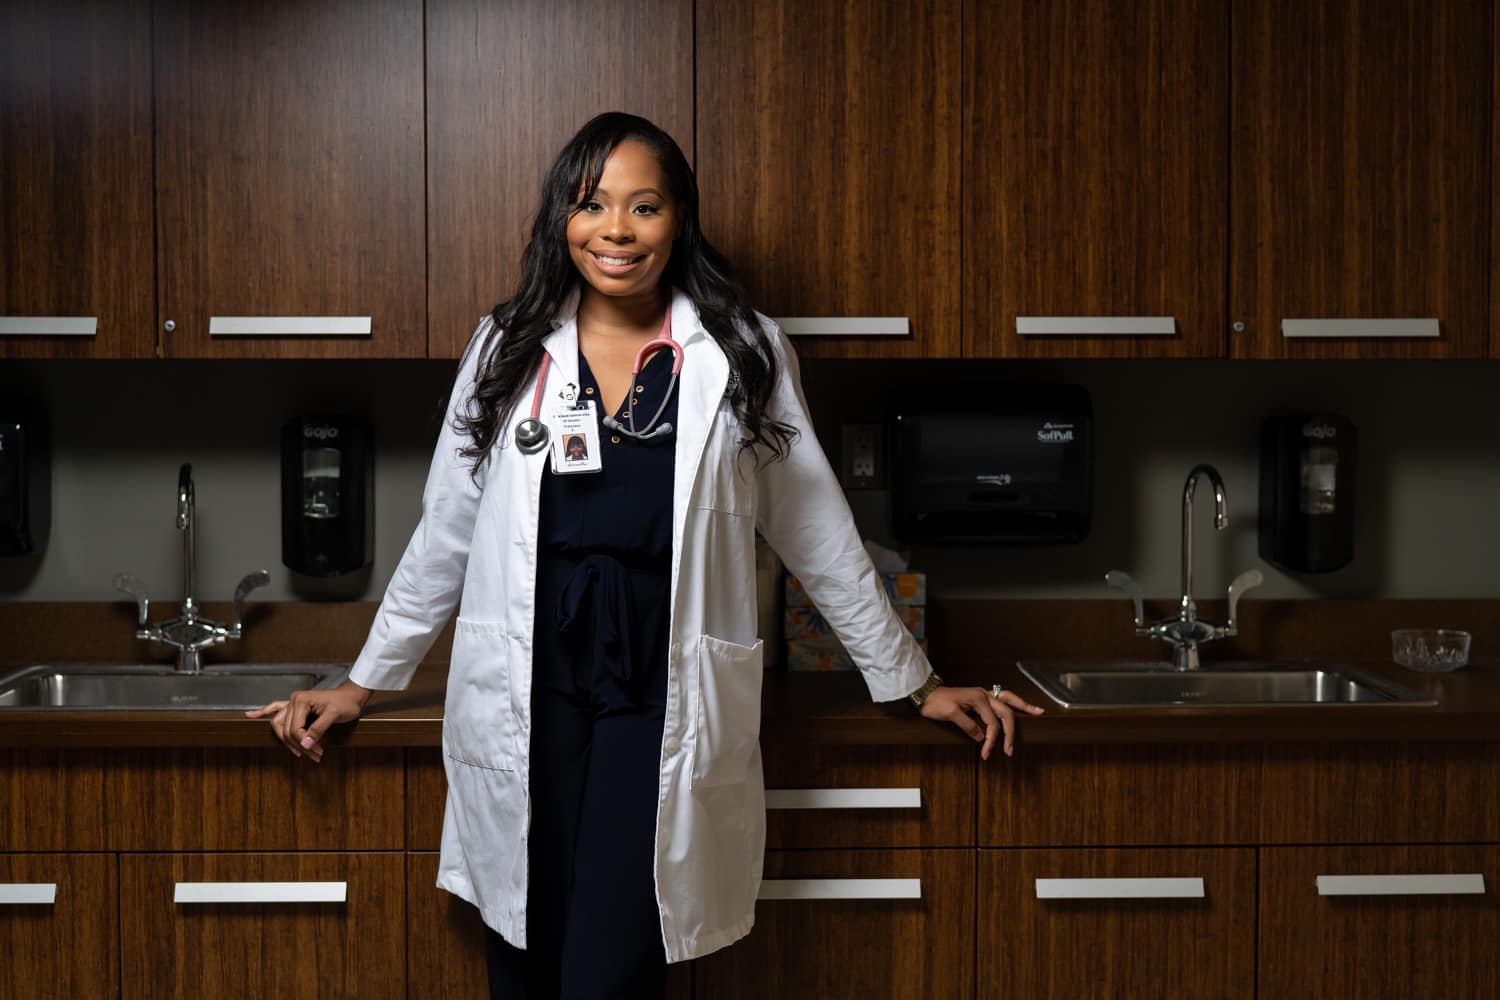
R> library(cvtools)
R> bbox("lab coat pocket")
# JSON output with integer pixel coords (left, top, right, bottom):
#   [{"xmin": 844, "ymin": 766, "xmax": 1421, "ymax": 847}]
[
  {"xmin": 443, "ymin": 617, "xmax": 519, "ymax": 772},
  {"xmin": 691, "ymin": 635, "xmax": 765, "ymax": 789}
]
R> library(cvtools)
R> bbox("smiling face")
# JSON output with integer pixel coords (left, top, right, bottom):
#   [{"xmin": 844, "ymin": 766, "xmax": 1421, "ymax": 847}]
[{"xmin": 565, "ymin": 139, "xmax": 679, "ymax": 306}]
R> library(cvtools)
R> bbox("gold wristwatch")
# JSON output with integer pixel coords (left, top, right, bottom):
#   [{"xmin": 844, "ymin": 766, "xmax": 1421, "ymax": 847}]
[{"xmin": 907, "ymin": 671, "xmax": 944, "ymax": 708}]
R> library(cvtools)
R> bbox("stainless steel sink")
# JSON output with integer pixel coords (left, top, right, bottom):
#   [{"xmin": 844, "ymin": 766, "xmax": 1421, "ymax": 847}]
[
  {"xmin": 1017, "ymin": 661, "xmax": 1436, "ymax": 709},
  {"xmin": 0, "ymin": 663, "xmax": 347, "ymax": 710}
]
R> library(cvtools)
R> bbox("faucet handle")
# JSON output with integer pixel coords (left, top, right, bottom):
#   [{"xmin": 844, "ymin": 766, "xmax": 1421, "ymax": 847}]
[
  {"xmin": 230, "ymin": 570, "xmax": 271, "ymax": 635},
  {"xmin": 1226, "ymin": 569, "xmax": 1264, "ymax": 631},
  {"xmin": 1105, "ymin": 570, "xmax": 1145, "ymax": 627},
  {"xmin": 113, "ymin": 573, "xmax": 151, "ymax": 627}
]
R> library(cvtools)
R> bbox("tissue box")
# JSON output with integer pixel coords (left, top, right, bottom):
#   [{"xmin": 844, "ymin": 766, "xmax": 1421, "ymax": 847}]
[
  {"xmin": 787, "ymin": 636, "xmax": 930, "ymax": 672},
  {"xmin": 785, "ymin": 572, "xmax": 927, "ymax": 609},
  {"xmin": 785, "ymin": 605, "xmax": 926, "ymax": 641}
]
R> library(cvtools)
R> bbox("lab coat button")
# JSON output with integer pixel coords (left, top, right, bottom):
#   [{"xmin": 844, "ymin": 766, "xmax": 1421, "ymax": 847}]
[{"xmin": 663, "ymin": 737, "xmax": 680, "ymax": 755}]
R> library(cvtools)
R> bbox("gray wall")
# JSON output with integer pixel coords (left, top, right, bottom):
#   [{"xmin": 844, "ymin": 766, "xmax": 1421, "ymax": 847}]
[{"xmin": 3, "ymin": 356, "xmax": 1498, "ymax": 605}]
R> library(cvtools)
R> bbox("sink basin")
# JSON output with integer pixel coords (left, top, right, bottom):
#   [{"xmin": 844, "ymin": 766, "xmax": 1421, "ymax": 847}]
[
  {"xmin": 0, "ymin": 663, "xmax": 347, "ymax": 710},
  {"xmin": 1017, "ymin": 661, "xmax": 1436, "ymax": 709}
]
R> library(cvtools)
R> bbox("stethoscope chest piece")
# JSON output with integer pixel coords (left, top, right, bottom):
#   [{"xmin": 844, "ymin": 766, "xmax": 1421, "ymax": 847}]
[{"xmin": 515, "ymin": 416, "xmax": 549, "ymax": 454}]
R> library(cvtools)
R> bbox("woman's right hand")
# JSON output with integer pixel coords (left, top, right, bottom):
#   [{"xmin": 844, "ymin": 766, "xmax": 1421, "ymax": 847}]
[{"xmin": 245, "ymin": 679, "xmax": 373, "ymax": 762}]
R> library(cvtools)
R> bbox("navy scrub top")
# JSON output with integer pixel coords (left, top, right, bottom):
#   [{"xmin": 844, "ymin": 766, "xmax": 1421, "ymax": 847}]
[{"xmin": 532, "ymin": 344, "xmax": 679, "ymax": 708}]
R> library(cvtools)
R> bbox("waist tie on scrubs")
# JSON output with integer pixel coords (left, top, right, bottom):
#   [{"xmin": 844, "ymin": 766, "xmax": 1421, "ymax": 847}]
[{"xmin": 555, "ymin": 553, "xmax": 666, "ymax": 686}]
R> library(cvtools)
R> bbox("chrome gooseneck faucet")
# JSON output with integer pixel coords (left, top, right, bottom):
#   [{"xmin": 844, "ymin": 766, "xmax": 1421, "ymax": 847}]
[
  {"xmin": 1106, "ymin": 464, "xmax": 1264, "ymax": 670},
  {"xmin": 113, "ymin": 463, "xmax": 270, "ymax": 672}
]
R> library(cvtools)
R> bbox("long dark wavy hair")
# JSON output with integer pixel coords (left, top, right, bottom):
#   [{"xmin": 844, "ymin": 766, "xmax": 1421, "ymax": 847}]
[{"xmin": 453, "ymin": 112, "xmax": 796, "ymax": 483}]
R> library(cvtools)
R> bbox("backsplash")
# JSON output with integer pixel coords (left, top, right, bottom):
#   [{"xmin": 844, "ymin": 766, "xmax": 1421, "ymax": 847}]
[{"xmin": 3, "ymin": 357, "xmax": 1498, "ymax": 602}]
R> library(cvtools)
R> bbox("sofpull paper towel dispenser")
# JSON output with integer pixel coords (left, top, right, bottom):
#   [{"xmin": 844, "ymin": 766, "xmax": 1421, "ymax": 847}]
[{"xmin": 891, "ymin": 385, "xmax": 1092, "ymax": 544}]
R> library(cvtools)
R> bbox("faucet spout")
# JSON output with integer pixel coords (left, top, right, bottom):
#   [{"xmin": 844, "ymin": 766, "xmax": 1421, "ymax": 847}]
[{"xmin": 1180, "ymin": 463, "xmax": 1227, "ymax": 622}]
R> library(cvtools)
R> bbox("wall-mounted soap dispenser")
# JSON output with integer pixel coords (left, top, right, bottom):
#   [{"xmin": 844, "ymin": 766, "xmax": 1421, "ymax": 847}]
[
  {"xmin": 280, "ymin": 416, "xmax": 373, "ymax": 576},
  {"xmin": 1259, "ymin": 412, "xmax": 1356, "ymax": 573},
  {"xmin": 0, "ymin": 405, "xmax": 50, "ymax": 557}
]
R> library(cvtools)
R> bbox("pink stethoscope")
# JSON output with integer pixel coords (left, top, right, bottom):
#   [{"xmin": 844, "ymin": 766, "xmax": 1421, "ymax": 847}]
[{"xmin": 514, "ymin": 309, "xmax": 684, "ymax": 454}]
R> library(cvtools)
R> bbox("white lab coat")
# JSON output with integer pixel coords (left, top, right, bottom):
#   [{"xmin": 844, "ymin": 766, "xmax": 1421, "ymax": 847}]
[{"xmin": 348, "ymin": 288, "xmax": 932, "ymax": 962}]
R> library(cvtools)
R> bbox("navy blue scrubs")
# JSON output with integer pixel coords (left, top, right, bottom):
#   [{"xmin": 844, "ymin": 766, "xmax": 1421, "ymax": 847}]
[{"xmin": 485, "ymin": 344, "xmax": 678, "ymax": 1000}]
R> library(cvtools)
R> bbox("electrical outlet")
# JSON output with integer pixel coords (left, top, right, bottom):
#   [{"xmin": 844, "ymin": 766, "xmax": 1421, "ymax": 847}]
[{"xmin": 841, "ymin": 424, "xmax": 884, "ymax": 488}]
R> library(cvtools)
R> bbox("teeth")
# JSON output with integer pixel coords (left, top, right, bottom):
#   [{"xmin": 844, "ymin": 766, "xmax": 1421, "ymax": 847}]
[{"xmin": 594, "ymin": 254, "xmax": 639, "ymax": 266}]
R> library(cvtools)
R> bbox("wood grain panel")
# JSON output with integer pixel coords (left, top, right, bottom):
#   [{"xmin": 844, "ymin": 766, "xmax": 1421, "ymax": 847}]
[
  {"xmin": 965, "ymin": 0, "xmax": 1229, "ymax": 358},
  {"xmin": 425, "ymin": 0, "xmax": 692, "ymax": 359},
  {"xmin": 980, "ymin": 848, "xmax": 1255, "ymax": 999},
  {"xmin": 980, "ymin": 744, "xmax": 1261, "ymax": 846},
  {"xmin": 154, "ymin": 0, "xmax": 425, "ymax": 358},
  {"xmin": 119, "ymin": 852, "xmax": 405, "ymax": 1000},
  {"xmin": 761, "ymin": 743, "xmax": 973, "ymax": 848},
  {"xmin": 108, "ymin": 748, "xmax": 404, "ymax": 851},
  {"xmin": 0, "ymin": 750, "xmax": 108, "ymax": 851},
  {"xmin": 1260, "ymin": 743, "xmax": 1500, "ymax": 844},
  {"xmin": 407, "ymin": 747, "xmax": 447, "ymax": 851},
  {"xmin": 1230, "ymin": 0, "xmax": 1491, "ymax": 358},
  {"xmin": 695, "ymin": 849, "xmax": 974, "ymax": 999},
  {"xmin": 0, "ymin": 0, "xmax": 154, "ymax": 359},
  {"xmin": 1260, "ymin": 845, "xmax": 1500, "ymax": 999},
  {"xmin": 697, "ymin": 0, "xmax": 961, "ymax": 359},
  {"xmin": 0, "ymin": 853, "xmax": 118, "ymax": 999}
]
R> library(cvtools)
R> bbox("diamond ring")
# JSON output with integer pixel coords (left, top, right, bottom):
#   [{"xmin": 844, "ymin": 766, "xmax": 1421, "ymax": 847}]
[{"xmin": 990, "ymin": 684, "xmax": 1004, "ymax": 698}]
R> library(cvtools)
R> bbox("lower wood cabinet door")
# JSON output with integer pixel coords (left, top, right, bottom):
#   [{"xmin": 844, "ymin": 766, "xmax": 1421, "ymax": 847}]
[
  {"xmin": 979, "ymin": 848, "xmax": 1255, "ymax": 999},
  {"xmin": 1260, "ymin": 845, "xmax": 1500, "ymax": 999},
  {"xmin": 0, "ymin": 853, "xmax": 118, "ymax": 999},
  {"xmin": 695, "ymin": 849, "xmax": 975, "ymax": 999},
  {"xmin": 118, "ymin": 852, "xmax": 405, "ymax": 999},
  {"xmin": 405, "ymin": 852, "xmax": 693, "ymax": 999}
]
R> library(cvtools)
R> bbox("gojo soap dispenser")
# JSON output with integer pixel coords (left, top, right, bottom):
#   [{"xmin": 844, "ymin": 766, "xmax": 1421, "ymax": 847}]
[
  {"xmin": 0, "ymin": 404, "xmax": 50, "ymax": 557},
  {"xmin": 281, "ymin": 415, "xmax": 373, "ymax": 576},
  {"xmin": 1258, "ymin": 412, "xmax": 1356, "ymax": 573}
]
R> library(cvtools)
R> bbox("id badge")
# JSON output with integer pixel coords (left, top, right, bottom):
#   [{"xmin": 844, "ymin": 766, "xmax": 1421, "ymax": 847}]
[{"xmin": 549, "ymin": 400, "xmax": 603, "ymax": 474}]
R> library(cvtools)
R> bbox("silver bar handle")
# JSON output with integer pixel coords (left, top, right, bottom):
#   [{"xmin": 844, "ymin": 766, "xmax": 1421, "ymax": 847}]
[
  {"xmin": 1017, "ymin": 316, "xmax": 1176, "ymax": 336},
  {"xmin": 0, "ymin": 883, "xmax": 58, "ymax": 904},
  {"xmin": 0, "ymin": 317, "xmax": 97, "ymax": 336},
  {"xmin": 758, "ymin": 878, "xmax": 922, "ymax": 901},
  {"xmin": 1316, "ymin": 874, "xmax": 1486, "ymax": 897},
  {"xmin": 773, "ymin": 317, "xmax": 909, "ymax": 336},
  {"xmin": 174, "ymin": 881, "xmax": 348, "ymax": 904},
  {"xmin": 764, "ymin": 788, "xmax": 921, "ymax": 810},
  {"xmin": 1035, "ymin": 877, "xmax": 1206, "ymax": 900}
]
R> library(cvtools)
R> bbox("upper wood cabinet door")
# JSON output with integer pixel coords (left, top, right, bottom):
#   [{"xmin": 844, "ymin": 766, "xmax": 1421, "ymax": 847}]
[
  {"xmin": 1260, "ymin": 845, "xmax": 1500, "ymax": 999},
  {"xmin": 697, "ymin": 0, "xmax": 961, "ymax": 359},
  {"xmin": 964, "ymin": 0, "xmax": 1228, "ymax": 359},
  {"xmin": 0, "ymin": 853, "xmax": 119, "ymax": 998},
  {"xmin": 425, "ymin": 0, "xmax": 692, "ymax": 359},
  {"xmin": 154, "ymin": 0, "xmax": 425, "ymax": 358},
  {"xmin": 0, "ymin": 0, "xmax": 154, "ymax": 359},
  {"xmin": 1230, "ymin": 0, "xmax": 1491, "ymax": 359}
]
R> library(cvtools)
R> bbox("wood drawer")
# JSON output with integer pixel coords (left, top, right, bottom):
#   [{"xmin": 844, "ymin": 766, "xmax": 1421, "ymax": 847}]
[
  {"xmin": 108, "ymin": 748, "xmax": 404, "ymax": 851},
  {"xmin": 119, "ymin": 851, "xmax": 405, "ymax": 999},
  {"xmin": 980, "ymin": 744, "xmax": 1261, "ymax": 846},
  {"xmin": 695, "ymin": 849, "xmax": 974, "ymax": 999},
  {"xmin": 0, "ymin": 750, "xmax": 108, "ymax": 851},
  {"xmin": 407, "ymin": 747, "xmax": 446, "ymax": 851},
  {"xmin": 762, "ymin": 744, "xmax": 973, "ymax": 848},
  {"xmin": 1260, "ymin": 845, "xmax": 1500, "ymax": 999},
  {"xmin": 0, "ymin": 853, "xmax": 118, "ymax": 998},
  {"xmin": 979, "ymin": 847, "xmax": 1255, "ymax": 999}
]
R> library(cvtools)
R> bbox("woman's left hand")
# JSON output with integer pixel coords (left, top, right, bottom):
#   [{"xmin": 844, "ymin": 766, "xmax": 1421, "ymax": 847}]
[{"xmin": 919, "ymin": 686, "xmax": 1045, "ymax": 760}]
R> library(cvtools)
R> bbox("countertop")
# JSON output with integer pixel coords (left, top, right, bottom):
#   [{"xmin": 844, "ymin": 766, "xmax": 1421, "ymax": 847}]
[{"xmin": 2, "ymin": 658, "xmax": 1497, "ymax": 749}]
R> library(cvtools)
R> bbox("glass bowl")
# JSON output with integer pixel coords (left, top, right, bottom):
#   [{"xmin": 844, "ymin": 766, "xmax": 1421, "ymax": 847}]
[{"xmin": 1391, "ymin": 629, "xmax": 1471, "ymax": 672}]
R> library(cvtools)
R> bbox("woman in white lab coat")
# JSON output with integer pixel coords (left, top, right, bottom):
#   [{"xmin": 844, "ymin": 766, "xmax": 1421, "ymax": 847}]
[{"xmin": 249, "ymin": 112, "xmax": 1043, "ymax": 999}]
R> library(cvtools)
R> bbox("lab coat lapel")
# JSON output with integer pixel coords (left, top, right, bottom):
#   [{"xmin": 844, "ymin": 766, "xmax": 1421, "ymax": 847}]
[{"xmin": 671, "ymin": 292, "xmax": 729, "ymax": 577}]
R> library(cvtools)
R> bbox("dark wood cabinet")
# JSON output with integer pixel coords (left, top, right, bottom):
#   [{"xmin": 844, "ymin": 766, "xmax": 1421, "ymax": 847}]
[
  {"xmin": 153, "ymin": 0, "xmax": 425, "ymax": 358},
  {"xmin": 119, "ymin": 851, "xmax": 406, "ymax": 999},
  {"xmin": 696, "ymin": 0, "xmax": 961, "ymax": 359},
  {"xmin": 424, "ymin": 0, "xmax": 693, "ymax": 359},
  {"xmin": 1260, "ymin": 845, "xmax": 1500, "ymax": 999},
  {"xmin": 694, "ymin": 849, "xmax": 975, "ymax": 999},
  {"xmin": 0, "ymin": 0, "xmax": 155, "ymax": 359},
  {"xmin": 964, "ymin": 0, "xmax": 1229, "ymax": 359},
  {"xmin": 979, "ymin": 847, "xmax": 1256, "ymax": 999},
  {"xmin": 1230, "ymin": 0, "xmax": 1491, "ymax": 359},
  {"xmin": 0, "ymin": 750, "xmax": 108, "ymax": 851},
  {"xmin": 0, "ymin": 853, "xmax": 118, "ymax": 999},
  {"xmin": 407, "ymin": 853, "xmax": 489, "ymax": 1000}
]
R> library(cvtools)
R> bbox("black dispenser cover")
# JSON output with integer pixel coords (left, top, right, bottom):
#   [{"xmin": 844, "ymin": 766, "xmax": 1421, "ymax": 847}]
[
  {"xmin": 1258, "ymin": 412, "xmax": 1356, "ymax": 573},
  {"xmin": 0, "ymin": 405, "xmax": 50, "ymax": 557},
  {"xmin": 281, "ymin": 415, "xmax": 374, "ymax": 576},
  {"xmin": 892, "ymin": 385, "xmax": 1092, "ymax": 544}
]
